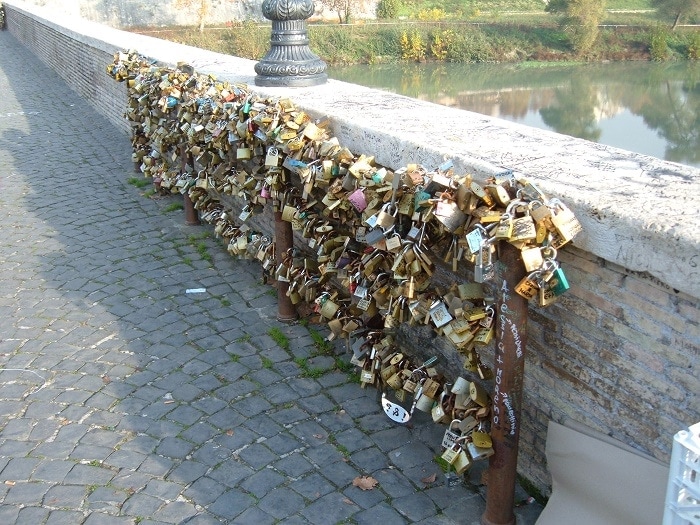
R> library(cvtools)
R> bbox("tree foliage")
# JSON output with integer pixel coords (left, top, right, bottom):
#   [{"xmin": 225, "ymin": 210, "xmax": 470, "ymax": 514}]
[
  {"xmin": 376, "ymin": 0, "xmax": 400, "ymax": 19},
  {"xmin": 175, "ymin": 0, "xmax": 237, "ymax": 32},
  {"xmin": 318, "ymin": 0, "xmax": 367, "ymax": 24},
  {"xmin": 545, "ymin": 0, "xmax": 606, "ymax": 53},
  {"xmin": 652, "ymin": 0, "xmax": 700, "ymax": 29}
]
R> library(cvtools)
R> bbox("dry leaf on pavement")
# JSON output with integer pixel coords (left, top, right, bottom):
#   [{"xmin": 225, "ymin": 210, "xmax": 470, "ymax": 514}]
[{"xmin": 352, "ymin": 476, "xmax": 378, "ymax": 490}]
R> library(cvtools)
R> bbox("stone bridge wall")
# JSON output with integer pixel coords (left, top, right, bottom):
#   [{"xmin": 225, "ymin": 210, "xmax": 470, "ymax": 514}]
[{"xmin": 4, "ymin": 0, "xmax": 699, "ymax": 495}]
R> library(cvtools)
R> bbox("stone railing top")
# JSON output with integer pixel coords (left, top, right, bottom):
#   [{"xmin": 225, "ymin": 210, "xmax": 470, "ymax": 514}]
[{"xmin": 6, "ymin": 0, "xmax": 700, "ymax": 298}]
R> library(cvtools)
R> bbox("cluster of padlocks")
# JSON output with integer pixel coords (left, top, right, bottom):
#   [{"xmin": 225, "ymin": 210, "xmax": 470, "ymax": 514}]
[{"xmin": 108, "ymin": 49, "xmax": 582, "ymax": 475}]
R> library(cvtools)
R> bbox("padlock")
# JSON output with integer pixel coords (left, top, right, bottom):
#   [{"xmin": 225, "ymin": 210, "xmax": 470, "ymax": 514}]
[
  {"xmin": 515, "ymin": 272, "xmax": 540, "ymax": 300},
  {"xmin": 549, "ymin": 199, "xmax": 582, "ymax": 244},
  {"xmin": 510, "ymin": 215, "xmax": 537, "ymax": 242},
  {"xmin": 453, "ymin": 446, "xmax": 473, "ymax": 475},
  {"xmin": 494, "ymin": 213, "xmax": 514, "ymax": 240},
  {"xmin": 466, "ymin": 440, "xmax": 495, "ymax": 461},
  {"xmin": 469, "ymin": 381, "xmax": 489, "ymax": 407},
  {"xmin": 429, "ymin": 300, "xmax": 453, "ymax": 328},
  {"xmin": 375, "ymin": 203, "xmax": 397, "ymax": 230},
  {"xmin": 521, "ymin": 246, "xmax": 543, "ymax": 272},
  {"xmin": 264, "ymin": 146, "xmax": 280, "ymax": 167},
  {"xmin": 441, "ymin": 419, "xmax": 462, "ymax": 449},
  {"xmin": 238, "ymin": 205, "xmax": 252, "ymax": 222},
  {"xmin": 473, "ymin": 326, "xmax": 494, "ymax": 346},
  {"xmin": 441, "ymin": 442, "xmax": 462, "ymax": 465}
]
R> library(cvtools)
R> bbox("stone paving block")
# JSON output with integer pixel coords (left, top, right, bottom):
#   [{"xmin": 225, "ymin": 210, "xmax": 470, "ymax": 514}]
[
  {"xmin": 318, "ymin": 459, "xmax": 360, "ymax": 489},
  {"xmin": 300, "ymin": 491, "xmax": 360, "ymax": 525},
  {"xmin": 166, "ymin": 404, "xmax": 205, "ymax": 426},
  {"xmin": 237, "ymin": 442, "xmax": 278, "ymax": 470},
  {"xmin": 207, "ymin": 488, "xmax": 256, "ymax": 520},
  {"xmin": 262, "ymin": 432, "xmax": 303, "ymax": 456},
  {"xmin": 229, "ymin": 506, "xmax": 276, "ymax": 525},
  {"xmin": 343, "ymin": 482, "xmax": 387, "ymax": 509},
  {"xmin": 0, "ymin": 457, "xmax": 41, "ymax": 481},
  {"xmin": 262, "ymin": 382, "xmax": 302, "ymax": 405},
  {"xmin": 31, "ymin": 440, "xmax": 75, "ymax": 460},
  {"xmin": 45, "ymin": 509, "xmax": 86, "ymax": 525},
  {"xmin": 213, "ymin": 379, "xmax": 259, "ymax": 402},
  {"xmin": 30, "ymin": 460, "xmax": 74, "ymax": 484},
  {"xmin": 156, "ymin": 436, "xmax": 196, "ymax": 459},
  {"xmin": 258, "ymin": 487, "xmax": 307, "ymax": 518},
  {"xmin": 180, "ymin": 421, "xmax": 219, "ymax": 444},
  {"xmin": 316, "ymin": 410, "xmax": 357, "ymax": 434},
  {"xmin": 137, "ymin": 455, "xmax": 175, "ymax": 478},
  {"xmin": 296, "ymin": 393, "xmax": 337, "ymax": 416},
  {"xmin": 243, "ymin": 413, "xmax": 284, "ymax": 438},
  {"xmin": 393, "ymin": 490, "xmax": 439, "ymax": 521},
  {"xmin": 354, "ymin": 502, "xmax": 408, "ymax": 525},
  {"xmin": 288, "ymin": 471, "xmax": 335, "ymax": 500},
  {"xmin": 269, "ymin": 406, "xmax": 311, "ymax": 426},
  {"xmin": 105, "ymin": 449, "xmax": 148, "ymax": 470},
  {"xmin": 121, "ymin": 492, "xmax": 164, "ymax": 517},
  {"xmin": 182, "ymin": 475, "xmax": 227, "ymax": 508},
  {"xmin": 273, "ymin": 453, "xmax": 315, "ymax": 478},
  {"xmin": 369, "ymin": 426, "xmax": 414, "ymax": 453},
  {"xmin": 333, "ymin": 427, "xmax": 374, "ymax": 454},
  {"xmin": 301, "ymin": 443, "xmax": 342, "ymax": 467},
  {"xmin": 349, "ymin": 446, "xmax": 390, "ymax": 473},
  {"xmin": 207, "ymin": 460, "xmax": 255, "ymax": 488},
  {"xmin": 247, "ymin": 367, "xmax": 283, "ymax": 387},
  {"xmin": 16, "ymin": 506, "xmax": 50, "ymax": 524},
  {"xmin": 239, "ymin": 467, "xmax": 285, "ymax": 498},
  {"xmin": 230, "ymin": 393, "xmax": 272, "ymax": 417},
  {"xmin": 152, "ymin": 500, "xmax": 199, "ymax": 523},
  {"xmin": 3, "ymin": 481, "xmax": 55, "ymax": 505},
  {"xmin": 387, "ymin": 440, "xmax": 436, "ymax": 470},
  {"xmin": 83, "ymin": 513, "xmax": 134, "ymax": 525},
  {"xmin": 87, "ymin": 485, "xmax": 130, "ymax": 514},
  {"xmin": 166, "ymin": 460, "xmax": 209, "ymax": 485},
  {"xmin": 70, "ymin": 444, "xmax": 116, "ymax": 463}
]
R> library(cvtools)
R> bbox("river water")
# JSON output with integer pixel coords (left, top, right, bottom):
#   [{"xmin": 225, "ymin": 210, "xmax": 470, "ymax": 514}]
[{"xmin": 328, "ymin": 61, "xmax": 700, "ymax": 168}]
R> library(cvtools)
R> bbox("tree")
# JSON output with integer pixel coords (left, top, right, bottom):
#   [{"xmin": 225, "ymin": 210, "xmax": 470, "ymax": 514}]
[
  {"xmin": 317, "ymin": 0, "xmax": 367, "ymax": 24},
  {"xmin": 545, "ymin": 0, "xmax": 606, "ymax": 54},
  {"xmin": 652, "ymin": 0, "xmax": 700, "ymax": 29},
  {"xmin": 174, "ymin": 0, "xmax": 222, "ymax": 32}
]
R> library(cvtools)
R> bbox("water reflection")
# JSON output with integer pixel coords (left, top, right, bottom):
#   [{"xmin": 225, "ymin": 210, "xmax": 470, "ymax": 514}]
[{"xmin": 328, "ymin": 62, "xmax": 700, "ymax": 167}]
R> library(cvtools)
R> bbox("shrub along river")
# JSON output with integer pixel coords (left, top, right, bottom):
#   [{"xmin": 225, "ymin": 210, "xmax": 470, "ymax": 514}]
[{"xmin": 328, "ymin": 61, "xmax": 700, "ymax": 168}]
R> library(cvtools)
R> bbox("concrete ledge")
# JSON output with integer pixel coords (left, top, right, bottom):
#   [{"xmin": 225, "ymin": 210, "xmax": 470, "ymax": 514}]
[{"xmin": 6, "ymin": 0, "xmax": 699, "ymax": 300}]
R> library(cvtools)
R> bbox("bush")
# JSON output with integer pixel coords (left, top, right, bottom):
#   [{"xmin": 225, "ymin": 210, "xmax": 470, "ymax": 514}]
[
  {"xmin": 687, "ymin": 32, "xmax": 700, "ymax": 60},
  {"xmin": 446, "ymin": 27, "xmax": 494, "ymax": 62},
  {"xmin": 400, "ymin": 30, "xmax": 426, "ymax": 61},
  {"xmin": 649, "ymin": 26, "xmax": 669, "ymax": 60},
  {"xmin": 376, "ymin": 0, "xmax": 400, "ymax": 19}
]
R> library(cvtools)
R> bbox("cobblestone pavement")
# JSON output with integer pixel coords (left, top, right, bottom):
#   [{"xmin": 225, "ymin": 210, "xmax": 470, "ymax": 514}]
[{"xmin": 0, "ymin": 31, "xmax": 543, "ymax": 524}]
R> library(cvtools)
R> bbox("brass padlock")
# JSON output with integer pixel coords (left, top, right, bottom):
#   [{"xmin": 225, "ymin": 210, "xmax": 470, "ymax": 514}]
[
  {"xmin": 515, "ymin": 272, "xmax": 540, "ymax": 300},
  {"xmin": 441, "ymin": 419, "xmax": 462, "ymax": 449}
]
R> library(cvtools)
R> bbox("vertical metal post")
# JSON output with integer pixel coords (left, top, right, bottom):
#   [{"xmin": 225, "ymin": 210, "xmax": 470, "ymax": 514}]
[
  {"xmin": 275, "ymin": 211, "xmax": 297, "ymax": 322},
  {"xmin": 482, "ymin": 242, "xmax": 528, "ymax": 525},
  {"xmin": 180, "ymin": 145, "xmax": 200, "ymax": 226}
]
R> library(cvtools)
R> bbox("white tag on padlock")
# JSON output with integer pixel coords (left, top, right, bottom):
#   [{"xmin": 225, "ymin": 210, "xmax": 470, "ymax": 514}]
[{"xmin": 381, "ymin": 392, "xmax": 411, "ymax": 423}]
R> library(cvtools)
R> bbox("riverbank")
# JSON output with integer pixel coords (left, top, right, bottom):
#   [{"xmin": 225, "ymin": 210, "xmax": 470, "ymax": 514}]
[{"xmin": 131, "ymin": 17, "xmax": 698, "ymax": 66}]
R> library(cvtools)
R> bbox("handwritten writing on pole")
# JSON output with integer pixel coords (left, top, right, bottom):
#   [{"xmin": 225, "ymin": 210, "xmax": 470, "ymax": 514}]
[{"xmin": 493, "ymin": 278, "xmax": 521, "ymax": 438}]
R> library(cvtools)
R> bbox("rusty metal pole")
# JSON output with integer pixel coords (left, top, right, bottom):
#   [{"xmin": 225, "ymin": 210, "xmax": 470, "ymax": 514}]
[
  {"xmin": 482, "ymin": 242, "xmax": 528, "ymax": 525},
  {"xmin": 180, "ymin": 145, "xmax": 200, "ymax": 226},
  {"xmin": 275, "ymin": 211, "xmax": 297, "ymax": 322}
]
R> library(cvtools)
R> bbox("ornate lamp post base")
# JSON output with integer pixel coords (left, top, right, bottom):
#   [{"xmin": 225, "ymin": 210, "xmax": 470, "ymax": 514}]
[{"xmin": 255, "ymin": 0, "xmax": 327, "ymax": 87}]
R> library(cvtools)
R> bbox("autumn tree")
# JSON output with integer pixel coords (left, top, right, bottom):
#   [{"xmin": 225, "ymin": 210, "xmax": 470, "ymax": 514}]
[
  {"xmin": 175, "ymin": 0, "xmax": 233, "ymax": 32},
  {"xmin": 652, "ymin": 0, "xmax": 700, "ymax": 29},
  {"xmin": 317, "ymin": 0, "xmax": 368, "ymax": 24},
  {"xmin": 545, "ymin": 0, "xmax": 606, "ymax": 54}
]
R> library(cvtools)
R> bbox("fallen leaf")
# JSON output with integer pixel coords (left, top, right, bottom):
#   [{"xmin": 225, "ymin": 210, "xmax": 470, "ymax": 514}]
[
  {"xmin": 313, "ymin": 434, "xmax": 324, "ymax": 439},
  {"xmin": 352, "ymin": 476, "xmax": 378, "ymax": 491},
  {"xmin": 4, "ymin": 481, "xmax": 15, "ymax": 486},
  {"xmin": 342, "ymin": 497, "xmax": 354, "ymax": 505},
  {"xmin": 102, "ymin": 376, "xmax": 111, "ymax": 384},
  {"xmin": 226, "ymin": 429, "xmax": 234, "ymax": 436},
  {"xmin": 420, "ymin": 472, "xmax": 437, "ymax": 484}
]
